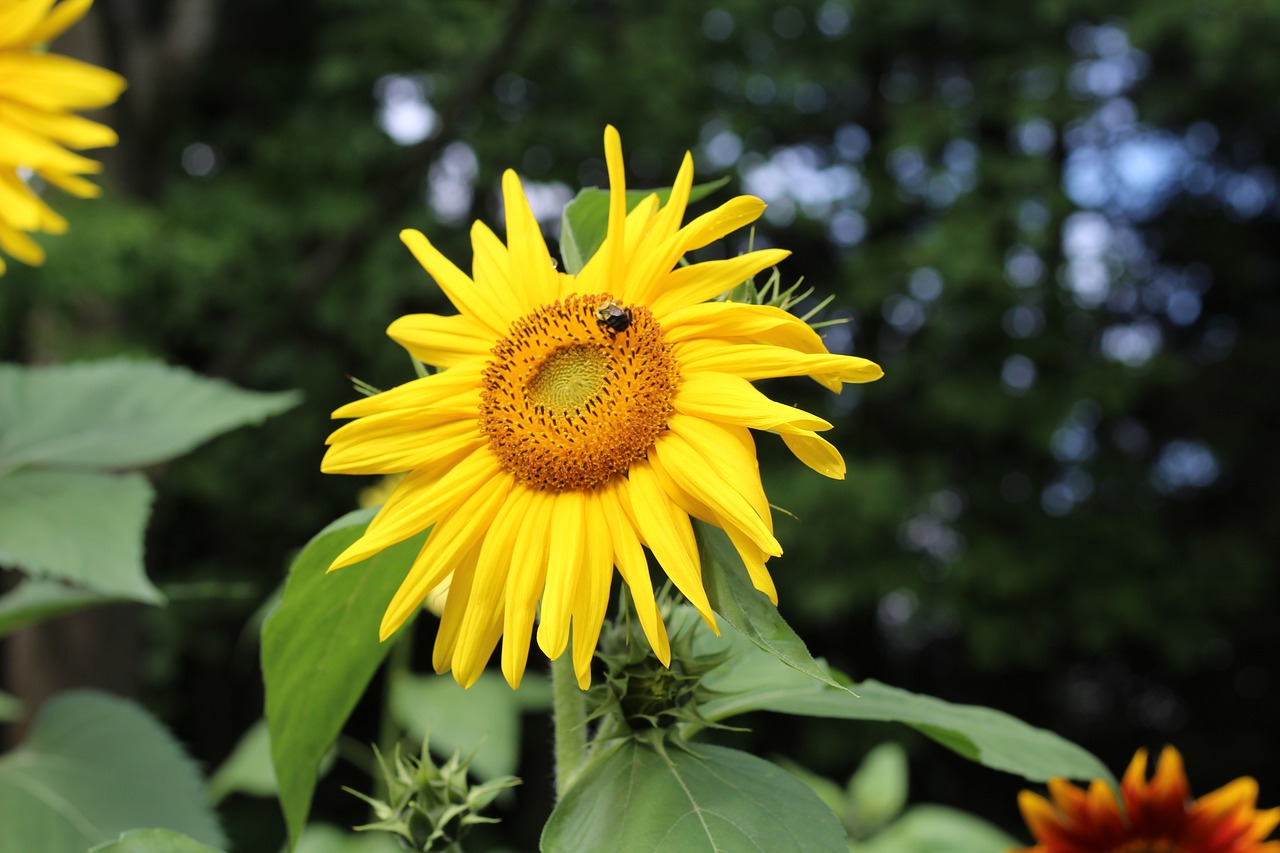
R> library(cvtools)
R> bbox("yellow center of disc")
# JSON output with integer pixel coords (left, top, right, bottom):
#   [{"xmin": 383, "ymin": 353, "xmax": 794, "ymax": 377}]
[{"xmin": 479, "ymin": 293, "xmax": 678, "ymax": 491}]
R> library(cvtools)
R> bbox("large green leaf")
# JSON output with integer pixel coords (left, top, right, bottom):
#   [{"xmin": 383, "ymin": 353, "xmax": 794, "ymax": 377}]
[
  {"xmin": 0, "ymin": 359, "xmax": 300, "ymax": 472},
  {"xmin": 262, "ymin": 508, "xmax": 427, "ymax": 849},
  {"xmin": 0, "ymin": 470, "xmax": 160, "ymax": 602},
  {"xmin": 0, "ymin": 690, "xmax": 225, "ymax": 853},
  {"xmin": 90, "ymin": 829, "xmax": 226, "ymax": 853},
  {"xmin": 542, "ymin": 740, "xmax": 847, "ymax": 853},
  {"xmin": 391, "ymin": 670, "xmax": 550, "ymax": 781},
  {"xmin": 696, "ymin": 519, "xmax": 842, "ymax": 690},
  {"xmin": 698, "ymin": 626, "xmax": 1111, "ymax": 784},
  {"xmin": 849, "ymin": 806, "xmax": 1018, "ymax": 853},
  {"xmin": 558, "ymin": 177, "xmax": 730, "ymax": 274},
  {"xmin": 0, "ymin": 577, "xmax": 119, "ymax": 637}
]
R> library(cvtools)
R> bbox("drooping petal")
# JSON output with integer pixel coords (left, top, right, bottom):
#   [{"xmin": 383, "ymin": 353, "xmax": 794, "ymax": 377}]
[
  {"xmin": 331, "ymin": 447, "xmax": 502, "ymax": 570},
  {"xmin": 650, "ymin": 431, "xmax": 780, "ymax": 558},
  {"xmin": 537, "ymin": 488, "xmax": 585, "ymax": 660},
  {"xmin": 598, "ymin": 477, "xmax": 670, "ymax": 664},
  {"xmin": 501, "ymin": 489, "xmax": 553, "ymax": 688},
  {"xmin": 571, "ymin": 493, "xmax": 615, "ymax": 688},
  {"xmin": 378, "ymin": 470, "xmax": 514, "ymax": 640},
  {"xmin": 626, "ymin": 461, "xmax": 717, "ymax": 631},
  {"xmin": 451, "ymin": 486, "xmax": 532, "ymax": 683},
  {"xmin": 780, "ymin": 430, "xmax": 847, "ymax": 479}
]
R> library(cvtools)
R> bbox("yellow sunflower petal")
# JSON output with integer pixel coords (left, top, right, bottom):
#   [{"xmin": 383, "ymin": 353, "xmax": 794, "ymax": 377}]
[
  {"xmin": 322, "ymin": 416, "xmax": 482, "ymax": 476},
  {"xmin": 602, "ymin": 125, "xmax": 627, "ymax": 297},
  {"xmin": 599, "ymin": 478, "xmax": 670, "ymax": 664},
  {"xmin": 661, "ymin": 301, "xmax": 828, "ymax": 353},
  {"xmin": 673, "ymin": 371, "xmax": 832, "ymax": 433},
  {"xmin": 649, "ymin": 248, "xmax": 792, "ymax": 318},
  {"xmin": 400, "ymin": 229, "xmax": 511, "ymax": 336},
  {"xmin": 331, "ymin": 361, "xmax": 485, "ymax": 418},
  {"xmin": 501, "ymin": 489, "xmax": 553, "ymax": 688},
  {"xmin": 331, "ymin": 447, "xmax": 500, "ymax": 570},
  {"xmin": 36, "ymin": 167, "xmax": 100, "ymax": 198},
  {"xmin": 571, "ymin": 494, "xmax": 615, "ymax": 688},
  {"xmin": 627, "ymin": 195, "xmax": 767, "ymax": 305},
  {"xmin": 676, "ymin": 339, "xmax": 884, "ymax": 386},
  {"xmin": 537, "ymin": 489, "xmax": 586, "ymax": 660},
  {"xmin": 0, "ymin": 0, "xmax": 56, "ymax": 49},
  {"xmin": 648, "ymin": 150, "xmax": 695, "ymax": 245},
  {"xmin": 470, "ymin": 219, "xmax": 522, "ymax": 308},
  {"xmin": 452, "ymin": 487, "xmax": 533, "ymax": 683},
  {"xmin": 430, "ymin": 544, "xmax": 479, "ymax": 671},
  {"xmin": 780, "ymin": 430, "xmax": 847, "ymax": 479},
  {"xmin": 0, "ymin": 52, "xmax": 126, "ymax": 111},
  {"xmin": 0, "ymin": 218, "xmax": 45, "ymax": 265},
  {"xmin": 626, "ymin": 461, "xmax": 717, "ymax": 631},
  {"xmin": 388, "ymin": 312, "xmax": 495, "ymax": 368},
  {"xmin": 0, "ymin": 100, "xmax": 117, "ymax": 150},
  {"xmin": 379, "ymin": 471, "xmax": 513, "ymax": 640},
  {"xmin": 0, "ymin": 169, "xmax": 46, "ymax": 231},
  {"xmin": 501, "ymin": 169, "xmax": 559, "ymax": 307},
  {"xmin": 668, "ymin": 414, "xmax": 772, "ymax": 531},
  {"xmin": 20, "ymin": 0, "xmax": 93, "ymax": 47},
  {"xmin": 651, "ymin": 432, "xmax": 780, "ymax": 557}
]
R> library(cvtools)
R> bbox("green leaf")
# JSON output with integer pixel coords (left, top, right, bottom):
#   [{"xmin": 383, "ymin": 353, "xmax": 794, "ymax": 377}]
[
  {"xmin": 0, "ymin": 689, "xmax": 21, "ymax": 722},
  {"xmin": 0, "ymin": 359, "xmax": 300, "ymax": 472},
  {"xmin": 849, "ymin": 805, "xmax": 1018, "ymax": 853},
  {"xmin": 558, "ymin": 177, "xmax": 730, "ymax": 274},
  {"xmin": 542, "ymin": 740, "xmax": 847, "ymax": 853},
  {"xmin": 695, "ymin": 519, "xmax": 843, "ymax": 690},
  {"xmin": 0, "ymin": 690, "xmax": 225, "ymax": 852},
  {"xmin": 848, "ymin": 743, "xmax": 909, "ymax": 831},
  {"xmin": 0, "ymin": 470, "xmax": 160, "ymax": 602},
  {"xmin": 390, "ymin": 670, "xmax": 550, "ymax": 781},
  {"xmin": 207, "ymin": 719, "xmax": 276, "ymax": 804},
  {"xmin": 698, "ymin": 627, "xmax": 1111, "ymax": 784},
  {"xmin": 262, "ymin": 508, "xmax": 428, "ymax": 850},
  {"xmin": 90, "ymin": 828, "xmax": 226, "ymax": 853},
  {"xmin": 0, "ymin": 577, "xmax": 119, "ymax": 638}
]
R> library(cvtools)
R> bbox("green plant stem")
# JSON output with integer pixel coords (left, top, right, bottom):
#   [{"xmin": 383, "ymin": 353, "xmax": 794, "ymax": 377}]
[
  {"xmin": 373, "ymin": 620, "xmax": 414, "ymax": 803},
  {"xmin": 551, "ymin": 653, "xmax": 587, "ymax": 800}
]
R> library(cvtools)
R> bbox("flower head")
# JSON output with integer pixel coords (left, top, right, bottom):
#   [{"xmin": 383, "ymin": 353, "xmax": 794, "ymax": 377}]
[
  {"xmin": 323, "ymin": 126, "xmax": 883, "ymax": 689},
  {"xmin": 1015, "ymin": 746, "xmax": 1280, "ymax": 853},
  {"xmin": 0, "ymin": 0, "xmax": 126, "ymax": 274}
]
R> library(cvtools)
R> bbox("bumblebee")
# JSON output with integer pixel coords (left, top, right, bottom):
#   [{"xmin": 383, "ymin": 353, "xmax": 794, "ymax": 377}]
[{"xmin": 595, "ymin": 301, "xmax": 632, "ymax": 336}]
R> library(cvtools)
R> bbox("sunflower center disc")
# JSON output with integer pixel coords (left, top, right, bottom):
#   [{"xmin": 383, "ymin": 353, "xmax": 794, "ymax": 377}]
[{"xmin": 479, "ymin": 293, "xmax": 679, "ymax": 491}]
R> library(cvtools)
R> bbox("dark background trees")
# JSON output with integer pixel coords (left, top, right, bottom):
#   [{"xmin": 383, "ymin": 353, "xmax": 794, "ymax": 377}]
[{"xmin": 4, "ymin": 0, "xmax": 1278, "ymax": 848}]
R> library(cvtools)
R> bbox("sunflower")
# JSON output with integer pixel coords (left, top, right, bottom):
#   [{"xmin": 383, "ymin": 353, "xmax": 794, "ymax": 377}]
[
  {"xmin": 1015, "ymin": 746, "xmax": 1280, "ymax": 853},
  {"xmin": 323, "ymin": 126, "xmax": 883, "ymax": 689},
  {"xmin": 0, "ymin": 0, "xmax": 125, "ymax": 274}
]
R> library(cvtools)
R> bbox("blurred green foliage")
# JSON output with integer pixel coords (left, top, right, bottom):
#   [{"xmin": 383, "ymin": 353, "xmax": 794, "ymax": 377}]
[{"xmin": 3, "ymin": 0, "xmax": 1279, "ymax": 847}]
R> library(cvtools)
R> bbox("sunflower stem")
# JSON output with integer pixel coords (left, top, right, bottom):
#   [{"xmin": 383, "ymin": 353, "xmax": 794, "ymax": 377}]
[{"xmin": 551, "ymin": 653, "xmax": 588, "ymax": 800}]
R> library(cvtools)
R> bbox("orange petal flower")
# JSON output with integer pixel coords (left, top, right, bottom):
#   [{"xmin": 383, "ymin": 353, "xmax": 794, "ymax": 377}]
[{"xmin": 1014, "ymin": 746, "xmax": 1280, "ymax": 853}]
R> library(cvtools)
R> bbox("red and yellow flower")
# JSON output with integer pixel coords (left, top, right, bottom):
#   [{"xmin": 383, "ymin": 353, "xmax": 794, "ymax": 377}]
[{"xmin": 1016, "ymin": 746, "xmax": 1280, "ymax": 853}]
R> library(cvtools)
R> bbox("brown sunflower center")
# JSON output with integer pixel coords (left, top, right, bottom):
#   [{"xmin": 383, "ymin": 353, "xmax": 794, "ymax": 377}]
[{"xmin": 479, "ymin": 293, "xmax": 679, "ymax": 491}]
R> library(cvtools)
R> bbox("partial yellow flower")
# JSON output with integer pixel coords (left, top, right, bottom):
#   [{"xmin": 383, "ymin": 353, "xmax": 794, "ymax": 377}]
[
  {"xmin": 0, "ymin": 0, "xmax": 125, "ymax": 274},
  {"xmin": 1015, "ymin": 746, "xmax": 1280, "ymax": 853},
  {"xmin": 322, "ymin": 126, "xmax": 883, "ymax": 690}
]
